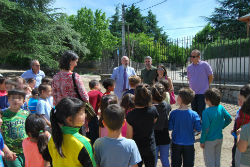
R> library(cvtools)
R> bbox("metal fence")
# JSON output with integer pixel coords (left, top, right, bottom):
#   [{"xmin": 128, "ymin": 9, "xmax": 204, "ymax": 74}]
[{"xmin": 101, "ymin": 35, "xmax": 250, "ymax": 85}]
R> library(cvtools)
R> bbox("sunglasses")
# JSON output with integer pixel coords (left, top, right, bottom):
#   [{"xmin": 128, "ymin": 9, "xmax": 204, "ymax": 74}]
[{"xmin": 190, "ymin": 56, "xmax": 197, "ymax": 58}]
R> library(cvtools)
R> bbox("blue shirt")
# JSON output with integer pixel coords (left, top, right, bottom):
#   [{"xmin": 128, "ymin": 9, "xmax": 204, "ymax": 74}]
[
  {"xmin": 94, "ymin": 137, "xmax": 141, "ymax": 167},
  {"xmin": 169, "ymin": 109, "xmax": 201, "ymax": 145},
  {"xmin": 0, "ymin": 133, "xmax": 4, "ymax": 167},
  {"xmin": 0, "ymin": 95, "xmax": 9, "ymax": 110},
  {"xmin": 28, "ymin": 98, "xmax": 38, "ymax": 113},
  {"xmin": 21, "ymin": 69, "xmax": 45, "ymax": 87},
  {"xmin": 200, "ymin": 105, "xmax": 232, "ymax": 143},
  {"xmin": 111, "ymin": 66, "xmax": 136, "ymax": 99},
  {"xmin": 36, "ymin": 98, "xmax": 51, "ymax": 121}
]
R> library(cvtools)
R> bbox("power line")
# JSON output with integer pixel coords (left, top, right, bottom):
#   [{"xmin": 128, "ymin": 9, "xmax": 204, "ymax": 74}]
[
  {"xmin": 141, "ymin": 0, "xmax": 168, "ymax": 11},
  {"xmin": 165, "ymin": 25, "xmax": 206, "ymax": 31},
  {"xmin": 127, "ymin": 0, "xmax": 145, "ymax": 6}
]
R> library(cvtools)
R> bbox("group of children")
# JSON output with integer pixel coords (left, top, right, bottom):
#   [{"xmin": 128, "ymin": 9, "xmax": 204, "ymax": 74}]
[{"xmin": 0, "ymin": 73, "xmax": 249, "ymax": 167}]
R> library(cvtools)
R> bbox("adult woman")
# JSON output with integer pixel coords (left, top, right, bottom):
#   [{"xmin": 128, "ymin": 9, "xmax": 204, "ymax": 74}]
[
  {"xmin": 155, "ymin": 64, "xmax": 175, "ymax": 104},
  {"xmin": 52, "ymin": 50, "xmax": 89, "ymax": 106}
]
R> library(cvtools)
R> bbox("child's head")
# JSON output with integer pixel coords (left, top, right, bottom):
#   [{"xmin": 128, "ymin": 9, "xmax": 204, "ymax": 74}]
[
  {"xmin": 204, "ymin": 88, "xmax": 221, "ymax": 106},
  {"xmin": 103, "ymin": 104, "xmax": 125, "ymax": 131},
  {"xmin": 152, "ymin": 83, "xmax": 166, "ymax": 103},
  {"xmin": 158, "ymin": 80, "xmax": 170, "ymax": 92},
  {"xmin": 89, "ymin": 80, "xmax": 101, "ymax": 91},
  {"xmin": 13, "ymin": 76, "xmax": 26, "ymax": 89},
  {"xmin": 25, "ymin": 114, "xmax": 48, "ymax": 154},
  {"xmin": 102, "ymin": 78, "xmax": 115, "ymax": 92},
  {"xmin": 0, "ymin": 76, "xmax": 6, "ymax": 91},
  {"xmin": 238, "ymin": 84, "xmax": 250, "ymax": 106},
  {"xmin": 120, "ymin": 93, "xmax": 135, "ymax": 111},
  {"xmin": 23, "ymin": 84, "xmax": 32, "ymax": 96},
  {"xmin": 31, "ymin": 88, "xmax": 39, "ymax": 99},
  {"xmin": 134, "ymin": 84, "xmax": 152, "ymax": 107},
  {"xmin": 128, "ymin": 75, "xmax": 141, "ymax": 88},
  {"xmin": 5, "ymin": 79, "xmax": 17, "ymax": 91},
  {"xmin": 41, "ymin": 77, "xmax": 52, "ymax": 85},
  {"xmin": 27, "ymin": 78, "xmax": 36, "ymax": 89},
  {"xmin": 7, "ymin": 89, "xmax": 26, "ymax": 112},
  {"xmin": 38, "ymin": 84, "xmax": 52, "ymax": 98},
  {"xmin": 241, "ymin": 95, "xmax": 250, "ymax": 115},
  {"xmin": 51, "ymin": 97, "xmax": 86, "ymax": 157},
  {"xmin": 177, "ymin": 87, "xmax": 195, "ymax": 105}
]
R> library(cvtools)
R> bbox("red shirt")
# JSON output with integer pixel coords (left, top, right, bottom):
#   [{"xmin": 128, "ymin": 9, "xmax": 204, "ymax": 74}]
[
  {"xmin": 0, "ymin": 90, "xmax": 7, "ymax": 97},
  {"xmin": 88, "ymin": 90, "xmax": 103, "ymax": 114},
  {"xmin": 236, "ymin": 109, "xmax": 250, "ymax": 130},
  {"xmin": 103, "ymin": 92, "xmax": 111, "ymax": 96}
]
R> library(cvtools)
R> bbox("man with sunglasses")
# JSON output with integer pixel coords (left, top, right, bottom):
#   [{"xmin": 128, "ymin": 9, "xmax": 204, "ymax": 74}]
[
  {"xmin": 187, "ymin": 49, "xmax": 213, "ymax": 119},
  {"xmin": 141, "ymin": 56, "xmax": 157, "ymax": 86},
  {"xmin": 21, "ymin": 60, "xmax": 45, "ymax": 88}
]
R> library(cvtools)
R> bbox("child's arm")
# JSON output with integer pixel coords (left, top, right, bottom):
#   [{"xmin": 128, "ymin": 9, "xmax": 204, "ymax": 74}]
[
  {"xmin": 41, "ymin": 115, "xmax": 51, "ymax": 127},
  {"xmin": 223, "ymin": 107, "xmax": 232, "ymax": 129},
  {"xmin": 200, "ymin": 110, "xmax": 209, "ymax": 145},
  {"xmin": 3, "ymin": 144, "xmax": 17, "ymax": 161},
  {"xmin": 126, "ymin": 123, "xmax": 133, "ymax": 139},
  {"xmin": 237, "ymin": 125, "xmax": 248, "ymax": 153}
]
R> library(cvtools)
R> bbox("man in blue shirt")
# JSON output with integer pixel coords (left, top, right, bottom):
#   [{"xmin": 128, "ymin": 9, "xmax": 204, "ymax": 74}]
[
  {"xmin": 111, "ymin": 56, "xmax": 136, "ymax": 100},
  {"xmin": 21, "ymin": 60, "xmax": 45, "ymax": 88}
]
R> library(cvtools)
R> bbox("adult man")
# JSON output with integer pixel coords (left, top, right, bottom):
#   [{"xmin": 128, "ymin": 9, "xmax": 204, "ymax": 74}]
[
  {"xmin": 21, "ymin": 60, "xmax": 45, "ymax": 88},
  {"xmin": 141, "ymin": 56, "xmax": 157, "ymax": 86},
  {"xmin": 111, "ymin": 56, "xmax": 136, "ymax": 100},
  {"xmin": 187, "ymin": 49, "xmax": 213, "ymax": 118}
]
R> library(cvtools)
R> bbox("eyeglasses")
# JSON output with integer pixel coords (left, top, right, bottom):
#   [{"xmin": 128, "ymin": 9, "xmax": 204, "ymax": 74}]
[
  {"xmin": 158, "ymin": 68, "xmax": 164, "ymax": 71},
  {"xmin": 190, "ymin": 56, "xmax": 197, "ymax": 58}
]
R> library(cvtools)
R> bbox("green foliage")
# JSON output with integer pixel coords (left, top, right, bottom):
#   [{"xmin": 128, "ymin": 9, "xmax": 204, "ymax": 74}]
[
  {"xmin": 68, "ymin": 7, "xmax": 118, "ymax": 60},
  {"xmin": 109, "ymin": 5, "xmax": 121, "ymax": 38},
  {"xmin": 193, "ymin": 23, "xmax": 217, "ymax": 44}
]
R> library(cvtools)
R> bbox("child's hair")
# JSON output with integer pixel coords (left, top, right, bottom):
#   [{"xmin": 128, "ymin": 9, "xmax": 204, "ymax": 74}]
[
  {"xmin": 134, "ymin": 84, "xmax": 152, "ymax": 107},
  {"xmin": 152, "ymin": 83, "xmax": 166, "ymax": 102},
  {"xmin": 241, "ymin": 95, "xmax": 250, "ymax": 115},
  {"xmin": 41, "ymin": 77, "xmax": 52, "ymax": 85},
  {"xmin": 31, "ymin": 88, "xmax": 39, "ymax": 96},
  {"xmin": 25, "ymin": 114, "xmax": 48, "ymax": 155},
  {"xmin": 102, "ymin": 78, "xmax": 115, "ymax": 90},
  {"xmin": 204, "ymin": 88, "xmax": 221, "ymax": 106},
  {"xmin": 240, "ymin": 84, "xmax": 250, "ymax": 98},
  {"xmin": 103, "ymin": 104, "xmax": 125, "ymax": 131},
  {"xmin": 157, "ymin": 64, "xmax": 167, "ymax": 76},
  {"xmin": 128, "ymin": 75, "xmax": 141, "ymax": 87},
  {"xmin": 0, "ymin": 76, "xmax": 5, "ymax": 85},
  {"xmin": 50, "ymin": 97, "xmax": 86, "ymax": 157},
  {"xmin": 99, "ymin": 94, "xmax": 118, "ymax": 128},
  {"xmin": 89, "ymin": 80, "xmax": 99, "ymax": 89},
  {"xmin": 158, "ymin": 80, "xmax": 170, "ymax": 92},
  {"xmin": 38, "ymin": 84, "xmax": 50, "ymax": 94},
  {"xmin": 27, "ymin": 78, "xmax": 36, "ymax": 84},
  {"xmin": 13, "ymin": 76, "xmax": 26, "ymax": 85},
  {"xmin": 178, "ymin": 87, "xmax": 195, "ymax": 105},
  {"xmin": 120, "ymin": 93, "xmax": 135, "ymax": 111},
  {"xmin": 7, "ymin": 89, "xmax": 26, "ymax": 99},
  {"xmin": 5, "ymin": 79, "xmax": 18, "ymax": 89}
]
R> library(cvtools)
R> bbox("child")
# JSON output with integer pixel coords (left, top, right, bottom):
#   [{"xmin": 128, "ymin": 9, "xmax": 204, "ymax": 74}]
[
  {"xmin": 99, "ymin": 94, "xmax": 118, "ymax": 137},
  {"xmin": 102, "ymin": 78, "xmax": 115, "ymax": 96},
  {"xmin": 232, "ymin": 84, "xmax": 250, "ymax": 167},
  {"xmin": 123, "ymin": 75, "xmax": 141, "ymax": 96},
  {"xmin": 152, "ymin": 83, "xmax": 171, "ymax": 167},
  {"xmin": 28, "ymin": 88, "xmax": 39, "ymax": 113},
  {"xmin": 0, "ymin": 113, "xmax": 5, "ymax": 167},
  {"xmin": 94, "ymin": 104, "xmax": 141, "ymax": 167},
  {"xmin": 22, "ymin": 114, "xmax": 50, "ymax": 167},
  {"xmin": 87, "ymin": 80, "xmax": 103, "ymax": 144},
  {"xmin": 2, "ymin": 89, "xmax": 29, "ymax": 167},
  {"xmin": 237, "ymin": 96, "xmax": 250, "ymax": 167},
  {"xmin": 159, "ymin": 79, "xmax": 171, "ymax": 104},
  {"xmin": 41, "ymin": 77, "xmax": 52, "ymax": 85},
  {"xmin": 200, "ymin": 88, "xmax": 232, "ymax": 167},
  {"xmin": 43, "ymin": 97, "xmax": 96, "ymax": 166},
  {"xmin": 168, "ymin": 87, "xmax": 201, "ymax": 167},
  {"xmin": 120, "ymin": 93, "xmax": 135, "ymax": 116},
  {"xmin": 0, "ymin": 76, "xmax": 8, "ymax": 110},
  {"xmin": 36, "ymin": 84, "xmax": 52, "ymax": 127},
  {"xmin": 126, "ymin": 84, "xmax": 159, "ymax": 167},
  {"xmin": 27, "ymin": 78, "xmax": 36, "ymax": 90}
]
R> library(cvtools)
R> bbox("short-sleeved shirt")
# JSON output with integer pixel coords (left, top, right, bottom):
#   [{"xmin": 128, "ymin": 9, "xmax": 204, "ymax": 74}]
[
  {"xmin": 88, "ymin": 90, "xmax": 103, "ymax": 114},
  {"xmin": 187, "ymin": 61, "xmax": 213, "ymax": 94},
  {"xmin": 94, "ymin": 137, "xmax": 141, "ymax": 167},
  {"xmin": 126, "ymin": 106, "xmax": 159, "ymax": 154},
  {"xmin": 240, "ymin": 123, "xmax": 250, "ymax": 166},
  {"xmin": 2, "ymin": 109, "xmax": 29, "ymax": 153},
  {"xmin": 0, "ymin": 133, "xmax": 4, "ymax": 167},
  {"xmin": 28, "ymin": 97, "xmax": 38, "ymax": 113},
  {"xmin": 36, "ymin": 98, "xmax": 52, "ymax": 121},
  {"xmin": 21, "ymin": 69, "xmax": 45, "ymax": 88},
  {"xmin": 141, "ymin": 66, "xmax": 157, "ymax": 85}
]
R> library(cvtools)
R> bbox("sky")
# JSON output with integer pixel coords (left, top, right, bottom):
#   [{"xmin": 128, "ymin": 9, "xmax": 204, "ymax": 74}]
[{"xmin": 53, "ymin": 0, "xmax": 218, "ymax": 39}]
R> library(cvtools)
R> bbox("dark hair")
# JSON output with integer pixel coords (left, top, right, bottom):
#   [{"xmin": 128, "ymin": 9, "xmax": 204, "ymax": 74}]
[
  {"xmin": 157, "ymin": 64, "xmax": 167, "ymax": 76},
  {"xmin": 102, "ymin": 78, "xmax": 115, "ymax": 90},
  {"xmin": 0, "ymin": 76, "xmax": 5, "ymax": 85},
  {"xmin": 27, "ymin": 78, "xmax": 36, "ymax": 84},
  {"xmin": 134, "ymin": 84, "xmax": 152, "ymax": 107},
  {"xmin": 241, "ymin": 95, "xmax": 250, "ymax": 115},
  {"xmin": 41, "ymin": 77, "xmax": 52, "ymax": 85},
  {"xmin": 31, "ymin": 88, "xmax": 39, "ymax": 96},
  {"xmin": 158, "ymin": 80, "xmax": 170, "ymax": 92},
  {"xmin": 178, "ymin": 87, "xmax": 195, "ymax": 105},
  {"xmin": 89, "ymin": 80, "xmax": 99, "ymax": 89},
  {"xmin": 50, "ymin": 97, "xmax": 86, "ymax": 157},
  {"xmin": 5, "ymin": 79, "xmax": 18, "ymax": 88},
  {"xmin": 25, "ymin": 114, "xmax": 48, "ymax": 155},
  {"xmin": 99, "ymin": 95, "xmax": 118, "ymax": 128},
  {"xmin": 152, "ymin": 83, "xmax": 166, "ymax": 102},
  {"xmin": 7, "ymin": 89, "xmax": 26, "ymax": 99},
  {"xmin": 38, "ymin": 84, "xmax": 50, "ymax": 94},
  {"xmin": 103, "ymin": 104, "xmax": 125, "ymax": 131},
  {"xmin": 240, "ymin": 84, "xmax": 250, "ymax": 98},
  {"xmin": 59, "ymin": 50, "xmax": 79, "ymax": 70},
  {"xmin": 120, "ymin": 94, "xmax": 135, "ymax": 112},
  {"xmin": 204, "ymin": 88, "xmax": 221, "ymax": 106},
  {"xmin": 128, "ymin": 75, "xmax": 141, "ymax": 87},
  {"xmin": 13, "ymin": 76, "xmax": 26, "ymax": 84}
]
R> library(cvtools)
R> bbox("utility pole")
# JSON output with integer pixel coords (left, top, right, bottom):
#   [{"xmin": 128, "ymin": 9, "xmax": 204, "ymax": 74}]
[
  {"xmin": 127, "ymin": 24, "xmax": 130, "ymax": 59},
  {"xmin": 122, "ymin": 4, "xmax": 126, "ymax": 57}
]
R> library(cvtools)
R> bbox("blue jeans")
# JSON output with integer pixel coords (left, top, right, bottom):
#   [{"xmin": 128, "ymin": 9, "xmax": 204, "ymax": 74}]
[
  {"xmin": 155, "ymin": 144, "xmax": 170, "ymax": 167},
  {"xmin": 191, "ymin": 94, "xmax": 206, "ymax": 119}
]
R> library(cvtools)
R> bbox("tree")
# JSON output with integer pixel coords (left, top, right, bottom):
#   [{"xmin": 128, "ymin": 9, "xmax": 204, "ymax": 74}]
[
  {"xmin": 109, "ymin": 5, "xmax": 121, "ymax": 38},
  {"xmin": 193, "ymin": 23, "xmax": 217, "ymax": 44}
]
